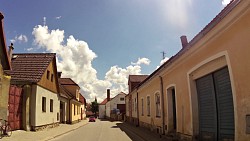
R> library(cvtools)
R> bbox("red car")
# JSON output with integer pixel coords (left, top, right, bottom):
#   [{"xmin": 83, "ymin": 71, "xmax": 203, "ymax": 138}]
[{"xmin": 89, "ymin": 116, "xmax": 96, "ymax": 122}]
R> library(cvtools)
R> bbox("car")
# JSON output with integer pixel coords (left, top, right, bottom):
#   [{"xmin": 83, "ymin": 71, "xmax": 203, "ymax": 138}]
[{"xmin": 89, "ymin": 116, "xmax": 96, "ymax": 122}]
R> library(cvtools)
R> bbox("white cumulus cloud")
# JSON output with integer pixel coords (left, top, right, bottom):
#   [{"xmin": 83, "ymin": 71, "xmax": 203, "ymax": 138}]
[
  {"xmin": 32, "ymin": 24, "xmax": 149, "ymax": 102},
  {"xmin": 10, "ymin": 34, "xmax": 28, "ymax": 43},
  {"xmin": 131, "ymin": 57, "xmax": 150, "ymax": 65},
  {"xmin": 222, "ymin": 0, "xmax": 231, "ymax": 6}
]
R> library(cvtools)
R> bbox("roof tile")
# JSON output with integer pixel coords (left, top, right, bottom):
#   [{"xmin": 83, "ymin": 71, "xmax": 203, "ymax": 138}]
[{"xmin": 8, "ymin": 53, "xmax": 55, "ymax": 82}]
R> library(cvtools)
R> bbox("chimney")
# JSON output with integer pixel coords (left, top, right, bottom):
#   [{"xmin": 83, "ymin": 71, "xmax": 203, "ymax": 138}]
[
  {"xmin": 107, "ymin": 89, "xmax": 110, "ymax": 101},
  {"xmin": 8, "ymin": 43, "xmax": 14, "ymax": 60},
  {"xmin": 57, "ymin": 72, "xmax": 62, "ymax": 78},
  {"xmin": 180, "ymin": 35, "xmax": 188, "ymax": 48}
]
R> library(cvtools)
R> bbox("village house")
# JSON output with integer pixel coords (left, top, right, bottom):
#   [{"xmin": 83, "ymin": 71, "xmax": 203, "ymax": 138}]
[
  {"xmin": 105, "ymin": 89, "xmax": 126, "ymax": 120},
  {"xmin": 58, "ymin": 78, "xmax": 82, "ymax": 124},
  {"xmin": 99, "ymin": 97, "xmax": 108, "ymax": 119},
  {"xmin": 126, "ymin": 0, "xmax": 250, "ymax": 140},
  {"xmin": 125, "ymin": 75, "xmax": 148, "ymax": 125},
  {"xmin": 79, "ymin": 94, "xmax": 86, "ymax": 120},
  {"xmin": 0, "ymin": 12, "xmax": 11, "ymax": 121},
  {"xmin": 8, "ymin": 53, "xmax": 60, "ymax": 131}
]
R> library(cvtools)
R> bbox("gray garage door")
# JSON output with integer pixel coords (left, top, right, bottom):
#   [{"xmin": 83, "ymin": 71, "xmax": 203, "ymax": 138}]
[{"xmin": 196, "ymin": 67, "xmax": 234, "ymax": 141}]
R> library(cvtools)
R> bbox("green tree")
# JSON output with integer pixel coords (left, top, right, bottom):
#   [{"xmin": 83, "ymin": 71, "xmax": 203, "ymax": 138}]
[{"xmin": 91, "ymin": 97, "xmax": 99, "ymax": 117}]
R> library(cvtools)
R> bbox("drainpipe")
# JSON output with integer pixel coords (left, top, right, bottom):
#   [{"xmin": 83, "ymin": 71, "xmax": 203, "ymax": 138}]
[
  {"xmin": 160, "ymin": 76, "xmax": 165, "ymax": 135},
  {"xmin": 136, "ymin": 90, "xmax": 139, "ymax": 127}
]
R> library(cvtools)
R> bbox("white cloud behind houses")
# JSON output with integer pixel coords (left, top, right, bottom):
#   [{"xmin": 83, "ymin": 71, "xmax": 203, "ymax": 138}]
[
  {"xmin": 10, "ymin": 34, "xmax": 28, "ymax": 43},
  {"xmin": 222, "ymin": 0, "xmax": 231, "ymax": 6},
  {"xmin": 32, "ymin": 24, "xmax": 149, "ymax": 102}
]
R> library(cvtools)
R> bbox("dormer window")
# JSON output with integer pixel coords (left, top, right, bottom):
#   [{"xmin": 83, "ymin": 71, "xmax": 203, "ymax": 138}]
[{"xmin": 47, "ymin": 70, "xmax": 50, "ymax": 80}]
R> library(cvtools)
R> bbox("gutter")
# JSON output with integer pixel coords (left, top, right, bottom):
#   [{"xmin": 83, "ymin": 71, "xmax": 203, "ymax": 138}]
[{"xmin": 160, "ymin": 76, "xmax": 165, "ymax": 135}]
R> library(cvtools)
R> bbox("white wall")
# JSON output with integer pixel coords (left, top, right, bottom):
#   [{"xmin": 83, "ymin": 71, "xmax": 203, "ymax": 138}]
[
  {"xmin": 106, "ymin": 101, "xmax": 111, "ymax": 118},
  {"xmin": 99, "ymin": 105, "xmax": 106, "ymax": 118},
  {"xmin": 110, "ymin": 93, "xmax": 126, "ymax": 111},
  {"xmin": 33, "ymin": 85, "xmax": 60, "ymax": 126}
]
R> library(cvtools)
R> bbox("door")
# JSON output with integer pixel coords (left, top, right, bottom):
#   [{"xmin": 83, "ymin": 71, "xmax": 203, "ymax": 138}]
[
  {"xmin": 8, "ymin": 85, "xmax": 23, "ymax": 130},
  {"xmin": 196, "ymin": 67, "xmax": 234, "ymax": 141},
  {"xmin": 172, "ymin": 89, "xmax": 177, "ymax": 131}
]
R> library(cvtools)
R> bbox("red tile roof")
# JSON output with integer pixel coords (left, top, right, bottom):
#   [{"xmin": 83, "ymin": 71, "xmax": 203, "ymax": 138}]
[
  {"xmin": 128, "ymin": 75, "xmax": 148, "ymax": 83},
  {"xmin": 0, "ymin": 12, "xmax": 11, "ymax": 70},
  {"xmin": 79, "ymin": 94, "xmax": 86, "ymax": 105},
  {"xmin": 58, "ymin": 78, "xmax": 79, "ymax": 86},
  {"xmin": 8, "ymin": 53, "xmax": 55, "ymax": 82},
  {"xmin": 100, "ymin": 98, "xmax": 107, "ymax": 105}
]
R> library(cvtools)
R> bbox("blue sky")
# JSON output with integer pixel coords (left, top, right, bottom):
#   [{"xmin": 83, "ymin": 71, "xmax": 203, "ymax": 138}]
[{"xmin": 0, "ymin": 0, "xmax": 229, "ymax": 102}]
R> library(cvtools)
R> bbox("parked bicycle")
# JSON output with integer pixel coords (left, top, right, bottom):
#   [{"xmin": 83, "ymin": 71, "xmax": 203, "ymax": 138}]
[{"xmin": 0, "ymin": 119, "xmax": 12, "ymax": 138}]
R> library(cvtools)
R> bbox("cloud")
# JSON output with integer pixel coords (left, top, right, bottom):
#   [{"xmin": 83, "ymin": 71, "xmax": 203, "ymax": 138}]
[
  {"xmin": 26, "ymin": 47, "xmax": 34, "ymax": 51},
  {"xmin": 55, "ymin": 16, "xmax": 62, "ymax": 20},
  {"xmin": 10, "ymin": 34, "xmax": 28, "ymax": 43},
  {"xmin": 32, "ymin": 25, "xmax": 148, "ymax": 103},
  {"xmin": 105, "ymin": 64, "xmax": 143, "ymax": 97},
  {"xmin": 222, "ymin": 0, "xmax": 231, "ymax": 6},
  {"xmin": 131, "ymin": 57, "xmax": 150, "ymax": 65},
  {"xmin": 156, "ymin": 57, "xmax": 170, "ymax": 69}
]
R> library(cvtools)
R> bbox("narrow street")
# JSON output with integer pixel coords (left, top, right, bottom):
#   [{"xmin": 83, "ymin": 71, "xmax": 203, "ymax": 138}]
[{"xmin": 50, "ymin": 119, "xmax": 169, "ymax": 141}]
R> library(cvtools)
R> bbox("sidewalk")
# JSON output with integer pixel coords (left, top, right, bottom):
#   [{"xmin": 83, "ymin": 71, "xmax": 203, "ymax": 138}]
[{"xmin": 1, "ymin": 120, "xmax": 88, "ymax": 141}]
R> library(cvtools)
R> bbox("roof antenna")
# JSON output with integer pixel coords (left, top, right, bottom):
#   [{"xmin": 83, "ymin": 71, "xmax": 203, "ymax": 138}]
[{"xmin": 161, "ymin": 51, "xmax": 166, "ymax": 60}]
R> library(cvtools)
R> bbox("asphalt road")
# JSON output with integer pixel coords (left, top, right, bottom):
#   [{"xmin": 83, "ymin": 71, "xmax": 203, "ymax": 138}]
[{"xmin": 50, "ymin": 119, "xmax": 144, "ymax": 141}]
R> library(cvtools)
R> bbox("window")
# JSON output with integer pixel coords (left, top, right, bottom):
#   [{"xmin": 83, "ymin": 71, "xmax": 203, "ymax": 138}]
[
  {"xmin": 42, "ymin": 97, "xmax": 46, "ymax": 112},
  {"xmin": 155, "ymin": 93, "xmax": 161, "ymax": 117},
  {"xmin": 141, "ymin": 98, "xmax": 144, "ymax": 116},
  {"xmin": 147, "ymin": 96, "xmax": 150, "ymax": 116},
  {"xmin": 120, "ymin": 97, "xmax": 125, "ymax": 101},
  {"xmin": 51, "ymin": 74, "xmax": 54, "ymax": 82},
  {"xmin": 50, "ymin": 99, "xmax": 53, "ymax": 112},
  {"xmin": 47, "ymin": 70, "xmax": 50, "ymax": 80}
]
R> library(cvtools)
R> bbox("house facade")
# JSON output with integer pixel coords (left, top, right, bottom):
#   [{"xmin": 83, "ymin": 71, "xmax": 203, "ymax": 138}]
[
  {"xmin": 9, "ymin": 53, "xmax": 60, "ymax": 131},
  {"xmin": 127, "ymin": 0, "xmax": 250, "ymax": 140},
  {"xmin": 126, "ymin": 75, "xmax": 148, "ymax": 125},
  {"xmin": 99, "ymin": 98, "xmax": 107, "ymax": 119},
  {"xmin": 0, "ymin": 12, "xmax": 11, "ymax": 121},
  {"xmin": 79, "ymin": 94, "xmax": 86, "ymax": 120},
  {"xmin": 58, "ymin": 78, "xmax": 82, "ymax": 124}
]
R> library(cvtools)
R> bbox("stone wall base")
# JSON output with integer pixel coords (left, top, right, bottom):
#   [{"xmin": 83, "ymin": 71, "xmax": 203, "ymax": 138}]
[{"xmin": 31, "ymin": 122, "xmax": 59, "ymax": 131}]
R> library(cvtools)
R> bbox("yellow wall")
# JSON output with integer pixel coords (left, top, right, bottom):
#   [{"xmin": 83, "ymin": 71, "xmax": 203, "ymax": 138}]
[
  {"xmin": 38, "ymin": 61, "xmax": 58, "ymax": 93},
  {"xmin": 0, "ymin": 64, "xmax": 10, "ymax": 120},
  {"xmin": 71, "ymin": 102, "xmax": 81, "ymax": 122},
  {"xmin": 138, "ymin": 77, "xmax": 162, "ymax": 128}
]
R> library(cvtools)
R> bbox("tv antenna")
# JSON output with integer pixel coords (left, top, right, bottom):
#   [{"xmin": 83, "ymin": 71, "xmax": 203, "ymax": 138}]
[{"xmin": 161, "ymin": 51, "xmax": 166, "ymax": 60}]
